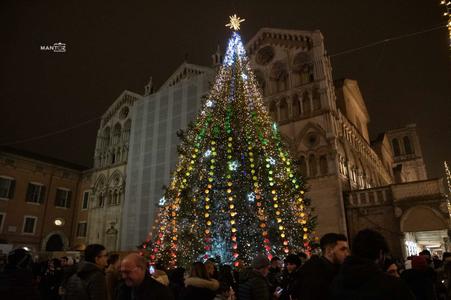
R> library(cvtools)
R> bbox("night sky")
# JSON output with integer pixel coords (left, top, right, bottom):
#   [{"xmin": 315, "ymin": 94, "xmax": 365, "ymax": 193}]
[{"xmin": 1, "ymin": 1, "xmax": 450, "ymax": 178}]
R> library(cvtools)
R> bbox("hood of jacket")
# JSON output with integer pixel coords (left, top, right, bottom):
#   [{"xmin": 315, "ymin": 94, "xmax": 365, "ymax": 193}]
[
  {"xmin": 76, "ymin": 261, "xmax": 103, "ymax": 277},
  {"xmin": 185, "ymin": 276, "xmax": 219, "ymax": 291},
  {"xmin": 335, "ymin": 256, "xmax": 382, "ymax": 289},
  {"xmin": 239, "ymin": 268, "xmax": 265, "ymax": 284}
]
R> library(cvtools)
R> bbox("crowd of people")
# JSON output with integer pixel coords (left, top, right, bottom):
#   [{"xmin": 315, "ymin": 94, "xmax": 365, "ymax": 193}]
[{"xmin": 1, "ymin": 228, "xmax": 451, "ymax": 299}]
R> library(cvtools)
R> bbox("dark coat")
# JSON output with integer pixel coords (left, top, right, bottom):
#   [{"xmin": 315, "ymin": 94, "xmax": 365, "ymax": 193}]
[
  {"xmin": 294, "ymin": 256, "xmax": 339, "ymax": 300},
  {"xmin": 279, "ymin": 267, "xmax": 302, "ymax": 300},
  {"xmin": 64, "ymin": 261, "xmax": 107, "ymax": 300},
  {"xmin": 180, "ymin": 277, "xmax": 218, "ymax": 300},
  {"xmin": 237, "ymin": 268, "xmax": 270, "ymax": 300},
  {"xmin": 116, "ymin": 274, "xmax": 174, "ymax": 300},
  {"xmin": 330, "ymin": 256, "xmax": 415, "ymax": 300},
  {"xmin": 181, "ymin": 285, "xmax": 216, "ymax": 300},
  {"xmin": 401, "ymin": 268, "xmax": 437, "ymax": 300},
  {"xmin": 0, "ymin": 265, "xmax": 40, "ymax": 300}
]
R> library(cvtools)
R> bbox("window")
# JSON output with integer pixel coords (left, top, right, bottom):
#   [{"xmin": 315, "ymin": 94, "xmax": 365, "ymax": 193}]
[
  {"xmin": 23, "ymin": 216, "xmax": 37, "ymax": 234},
  {"xmin": 77, "ymin": 222, "xmax": 87, "ymax": 237},
  {"xmin": 0, "ymin": 213, "xmax": 5, "ymax": 233},
  {"xmin": 308, "ymin": 154, "xmax": 317, "ymax": 177},
  {"xmin": 26, "ymin": 183, "xmax": 45, "ymax": 203},
  {"xmin": 302, "ymin": 92, "xmax": 311, "ymax": 115},
  {"xmin": 392, "ymin": 138, "xmax": 400, "ymax": 156},
  {"xmin": 82, "ymin": 191, "xmax": 89, "ymax": 210},
  {"xmin": 55, "ymin": 188, "xmax": 72, "ymax": 208},
  {"xmin": 0, "ymin": 177, "xmax": 15, "ymax": 199},
  {"xmin": 319, "ymin": 155, "xmax": 328, "ymax": 175},
  {"xmin": 403, "ymin": 136, "xmax": 413, "ymax": 155},
  {"xmin": 279, "ymin": 99, "xmax": 288, "ymax": 122}
]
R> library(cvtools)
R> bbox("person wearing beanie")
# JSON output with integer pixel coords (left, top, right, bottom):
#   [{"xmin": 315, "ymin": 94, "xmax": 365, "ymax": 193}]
[
  {"xmin": 401, "ymin": 255, "xmax": 437, "ymax": 300},
  {"xmin": 277, "ymin": 254, "xmax": 303, "ymax": 300},
  {"xmin": 237, "ymin": 254, "xmax": 271, "ymax": 300}
]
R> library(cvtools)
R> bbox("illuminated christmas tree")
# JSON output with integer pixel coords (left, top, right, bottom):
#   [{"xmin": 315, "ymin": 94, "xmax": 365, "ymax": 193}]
[{"xmin": 141, "ymin": 15, "xmax": 316, "ymax": 268}]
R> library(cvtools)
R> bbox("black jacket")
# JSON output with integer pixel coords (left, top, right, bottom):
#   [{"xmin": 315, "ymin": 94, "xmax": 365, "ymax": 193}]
[
  {"xmin": 0, "ymin": 265, "xmax": 40, "ymax": 300},
  {"xmin": 116, "ymin": 274, "xmax": 174, "ymax": 300},
  {"xmin": 64, "ymin": 261, "xmax": 107, "ymax": 300},
  {"xmin": 330, "ymin": 256, "xmax": 415, "ymax": 300},
  {"xmin": 401, "ymin": 268, "xmax": 437, "ymax": 300},
  {"xmin": 294, "ymin": 256, "xmax": 339, "ymax": 300},
  {"xmin": 237, "ymin": 268, "xmax": 270, "ymax": 300}
]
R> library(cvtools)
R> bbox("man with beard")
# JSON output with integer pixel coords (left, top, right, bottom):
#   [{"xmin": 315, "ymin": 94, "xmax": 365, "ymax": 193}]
[{"xmin": 294, "ymin": 233, "xmax": 350, "ymax": 300}]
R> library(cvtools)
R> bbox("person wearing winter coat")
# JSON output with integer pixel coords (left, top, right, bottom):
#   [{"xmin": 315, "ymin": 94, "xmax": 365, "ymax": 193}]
[
  {"xmin": 294, "ymin": 233, "xmax": 349, "ymax": 300},
  {"xmin": 237, "ymin": 254, "xmax": 271, "ymax": 300},
  {"xmin": 181, "ymin": 261, "xmax": 219, "ymax": 300},
  {"xmin": 116, "ymin": 253, "xmax": 174, "ymax": 300},
  {"xmin": 330, "ymin": 229, "xmax": 415, "ymax": 300},
  {"xmin": 63, "ymin": 244, "xmax": 109, "ymax": 300},
  {"xmin": 401, "ymin": 255, "xmax": 437, "ymax": 300},
  {"xmin": 0, "ymin": 248, "xmax": 40, "ymax": 300}
]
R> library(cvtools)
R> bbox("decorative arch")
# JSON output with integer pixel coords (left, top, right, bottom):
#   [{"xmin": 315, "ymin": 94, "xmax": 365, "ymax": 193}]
[
  {"xmin": 291, "ymin": 94, "xmax": 301, "ymax": 117},
  {"xmin": 253, "ymin": 69, "xmax": 266, "ymax": 94},
  {"xmin": 112, "ymin": 123, "xmax": 122, "ymax": 145},
  {"xmin": 401, "ymin": 206, "xmax": 448, "ymax": 232},
  {"xmin": 403, "ymin": 136, "xmax": 413, "ymax": 155},
  {"xmin": 108, "ymin": 170, "xmax": 124, "ymax": 187},
  {"xmin": 103, "ymin": 127, "xmax": 111, "ymax": 148},
  {"xmin": 41, "ymin": 231, "xmax": 69, "ymax": 251},
  {"xmin": 312, "ymin": 87, "xmax": 321, "ymax": 111},
  {"xmin": 270, "ymin": 61, "xmax": 288, "ymax": 92},
  {"xmin": 302, "ymin": 91, "xmax": 311, "ymax": 115},
  {"xmin": 294, "ymin": 122, "xmax": 327, "ymax": 148},
  {"xmin": 269, "ymin": 101, "xmax": 277, "ymax": 121},
  {"xmin": 298, "ymin": 154, "xmax": 307, "ymax": 177},
  {"xmin": 123, "ymin": 119, "xmax": 132, "ymax": 142},
  {"xmin": 279, "ymin": 98, "xmax": 289, "ymax": 122},
  {"xmin": 392, "ymin": 138, "xmax": 400, "ymax": 156},
  {"xmin": 292, "ymin": 52, "xmax": 313, "ymax": 85},
  {"xmin": 308, "ymin": 153, "xmax": 317, "ymax": 177}
]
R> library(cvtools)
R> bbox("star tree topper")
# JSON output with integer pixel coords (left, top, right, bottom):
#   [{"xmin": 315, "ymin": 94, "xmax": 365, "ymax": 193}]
[{"xmin": 225, "ymin": 14, "xmax": 245, "ymax": 31}]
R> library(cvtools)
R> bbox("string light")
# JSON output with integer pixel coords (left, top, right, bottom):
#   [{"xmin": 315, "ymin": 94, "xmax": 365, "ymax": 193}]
[
  {"xmin": 142, "ymin": 16, "xmax": 315, "ymax": 267},
  {"xmin": 440, "ymin": 0, "xmax": 451, "ymax": 48}
]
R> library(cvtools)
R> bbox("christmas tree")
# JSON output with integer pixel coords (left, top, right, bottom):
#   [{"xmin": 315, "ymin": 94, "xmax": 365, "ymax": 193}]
[{"xmin": 141, "ymin": 15, "xmax": 316, "ymax": 268}]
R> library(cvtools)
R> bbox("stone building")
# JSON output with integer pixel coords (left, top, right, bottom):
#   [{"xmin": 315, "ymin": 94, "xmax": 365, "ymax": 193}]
[
  {"xmin": 0, "ymin": 148, "xmax": 87, "ymax": 253},
  {"xmin": 85, "ymin": 90, "xmax": 141, "ymax": 251},
  {"xmin": 2, "ymin": 27, "xmax": 446, "ymax": 256},
  {"xmin": 87, "ymin": 27, "xmax": 448, "ymax": 254}
]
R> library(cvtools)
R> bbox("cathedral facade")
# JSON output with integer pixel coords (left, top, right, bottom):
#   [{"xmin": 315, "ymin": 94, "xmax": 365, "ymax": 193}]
[{"xmin": 76, "ymin": 27, "xmax": 448, "ymax": 254}]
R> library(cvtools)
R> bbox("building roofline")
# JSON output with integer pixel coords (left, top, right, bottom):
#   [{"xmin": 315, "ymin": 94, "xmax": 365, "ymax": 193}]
[{"xmin": 0, "ymin": 146, "xmax": 89, "ymax": 171}]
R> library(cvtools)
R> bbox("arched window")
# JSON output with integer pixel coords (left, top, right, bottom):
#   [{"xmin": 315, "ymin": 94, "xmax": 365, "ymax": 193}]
[
  {"xmin": 392, "ymin": 138, "xmax": 400, "ymax": 156},
  {"xmin": 113, "ymin": 123, "xmax": 122, "ymax": 145},
  {"xmin": 254, "ymin": 70, "xmax": 266, "ymax": 95},
  {"xmin": 98, "ymin": 193, "xmax": 104, "ymax": 207},
  {"xmin": 293, "ymin": 52, "xmax": 313, "ymax": 85},
  {"xmin": 312, "ymin": 88, "xmax": 321, "ymax": 111},
  {"xmin": 279, "ymin": 99, "xmax": 289, "ymax": 122},
  {"xmin": 319, "ymin": 155, "xmax": 328, "ymax": 175},
  {"xmin": 270, "ymin": 62, "xmax": 288, "ymax": 93},
  {"xmin": 123, "ymin": 119, "xmax": 131, "ymax": 143},
  {"xmin": 302, "ymin": 91, "xmax": 311, "ymax": 115},
  {"xmin": 292, "ymin": 94, "xmax": 301, "ymax": 117},
  {"xmin": 299, "ymin": 156, "xmax": 307, "ymax": 176},
  {"xmin": 269, "ymin": 101, "xmax": 277, "ymax": 121},
  {"xmin": 403, "ymin": 136, "xmax": 413, "ymax": 154},
  {"xmin": 103, "ymin": 127, "xmax": 111, "ymax": 148},
  {"xmin": 308, "ymin": 154, "xmax": 317, "ymax": 177}
]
